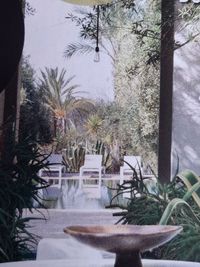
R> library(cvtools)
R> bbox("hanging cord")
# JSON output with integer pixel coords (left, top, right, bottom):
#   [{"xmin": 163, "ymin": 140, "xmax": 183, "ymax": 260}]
[{"xmin": 95, "ymin": 5, "xmax": 100, "ymax": 53}]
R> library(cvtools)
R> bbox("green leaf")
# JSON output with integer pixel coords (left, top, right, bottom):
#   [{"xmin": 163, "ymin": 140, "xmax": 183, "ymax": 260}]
[{"xmin": 159, "ymin": 198, "xmax": 200, "ymax": 225}]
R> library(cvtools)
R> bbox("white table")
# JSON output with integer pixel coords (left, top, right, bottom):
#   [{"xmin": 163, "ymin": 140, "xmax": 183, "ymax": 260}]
[{"xmin": 1, "ymin": 259, "xmax": 200, "ymax": 267}]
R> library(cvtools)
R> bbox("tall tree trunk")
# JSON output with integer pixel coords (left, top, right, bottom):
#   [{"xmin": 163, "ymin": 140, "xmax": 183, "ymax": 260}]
[
  {"xmin": 2, "ymin": 70, "xmax": 20, "ymax": 162},
  {"xmin": 158, "ymin": 0, "xmax": 175, "ymax": 183},
  {"xmin": 0, "ymin": 0, "xmax": 24, "ymax": 159}
]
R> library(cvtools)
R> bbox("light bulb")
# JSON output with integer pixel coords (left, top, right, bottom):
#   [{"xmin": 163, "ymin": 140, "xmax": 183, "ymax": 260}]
[{"xmin": 94, "ymin": 47, "xmax": 100, "ymax": 63}]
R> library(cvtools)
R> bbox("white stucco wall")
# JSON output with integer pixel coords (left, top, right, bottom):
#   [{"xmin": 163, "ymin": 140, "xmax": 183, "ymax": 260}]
[{"xmin": 172, "ymin": 30, "xmax": 200, "ymax": 175}]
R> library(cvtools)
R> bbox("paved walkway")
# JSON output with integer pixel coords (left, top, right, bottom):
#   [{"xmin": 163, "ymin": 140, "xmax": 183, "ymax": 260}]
[{"xmin": 25, "ymin": 208, "xmax": 122, "ymax": 239}]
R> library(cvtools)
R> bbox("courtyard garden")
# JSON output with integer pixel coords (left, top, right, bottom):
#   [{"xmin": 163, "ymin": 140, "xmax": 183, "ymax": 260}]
[{"xmin": 1, "ymin": 0, "xmax": 200, "ymax": 266}]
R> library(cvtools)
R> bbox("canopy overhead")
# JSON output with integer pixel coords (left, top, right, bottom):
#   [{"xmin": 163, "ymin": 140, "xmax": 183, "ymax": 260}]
[{"xmin": 62, "ymin": 0, "xmax": 112, "ymax": 6}]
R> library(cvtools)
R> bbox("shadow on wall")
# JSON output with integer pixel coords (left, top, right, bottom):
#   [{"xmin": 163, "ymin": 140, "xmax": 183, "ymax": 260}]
[{"xmin": 172, "ymin": 34, "xmax": 200, "ymax": 176}]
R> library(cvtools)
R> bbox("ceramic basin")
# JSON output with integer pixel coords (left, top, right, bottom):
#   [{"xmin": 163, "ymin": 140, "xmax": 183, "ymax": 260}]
[{"xmin": 64, "ymin": 225, "xmax": 182, "ymax": 267}]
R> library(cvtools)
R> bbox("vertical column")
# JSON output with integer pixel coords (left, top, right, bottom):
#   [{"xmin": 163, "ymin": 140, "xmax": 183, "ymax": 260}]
[
  {"xmin": 0, "ymin": 0, "xmax": 24, "ymax": 159},
  {"xmin": 2, "ymin": 70, "xmax": 20, "ymax": 161},
  {"xmin": 158, "ymin": 0, "xmax": 175, "ymax": 183}
]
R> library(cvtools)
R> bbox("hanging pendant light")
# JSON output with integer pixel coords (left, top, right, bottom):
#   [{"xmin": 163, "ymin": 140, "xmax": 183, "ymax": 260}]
[
  {"xmin": 62, "ymin": 0, "xmax": 108, "ymax": 62},
  {"xmin": 94, "ymin": 5, "xmax": 100, "ymax": 62},
  {"xmin": 62, "ymin": 0, "xmax": 112, "ymax": 6}
]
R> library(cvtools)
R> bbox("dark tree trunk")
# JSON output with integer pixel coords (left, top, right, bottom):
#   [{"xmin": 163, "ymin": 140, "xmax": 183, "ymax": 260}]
[
  {"xmin": 158, "ymin": 0, "xmax": 175, "ymax": 183},
  {"xmin": 2, "ymin": 70, "xmax": 20, "ymax": 162},
  {"xmin": 0, "ymin": 0, "xmax": 24, "ymax": 159}
]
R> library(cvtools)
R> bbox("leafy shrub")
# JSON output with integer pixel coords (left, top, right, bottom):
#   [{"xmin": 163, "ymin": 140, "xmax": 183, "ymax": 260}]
[
  {"xmin": 109, "ymin": 167, "xmax": 200, "ymax": 262},
  {"xmin": 0, "ymin": 139, "xmax": 49, "ymax": 262}
]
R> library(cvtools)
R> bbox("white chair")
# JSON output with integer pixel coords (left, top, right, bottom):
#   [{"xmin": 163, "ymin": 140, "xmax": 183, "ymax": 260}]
[
  {"xmin": 79, "ymin": 154, "xmax": 105, "ymax": 198},
  {"xmin": 119, "ymin": 156, "xmax": 157, "ymax": 198},
  {"xmin": 120, "ymin": 156, "xmax": 142, "ymax": 183},
  {"xmin": 119, "ymin": 156, "xmax": 142, "ymax": 198},
  {"xmin": 39, "ymin": 154, "xmax": 65, "ymax": 188}
]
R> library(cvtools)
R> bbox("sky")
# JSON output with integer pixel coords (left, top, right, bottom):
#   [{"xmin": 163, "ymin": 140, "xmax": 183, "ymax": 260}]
[{"xmin": 24, "ymin": 0, "xmax": 114, "ymax": 101}]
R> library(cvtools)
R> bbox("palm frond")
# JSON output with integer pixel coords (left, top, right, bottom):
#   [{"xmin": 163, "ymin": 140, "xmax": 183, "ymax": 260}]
[{"xmin": 64, "ymin": 42, "xmax": 94, "ymax": 58}]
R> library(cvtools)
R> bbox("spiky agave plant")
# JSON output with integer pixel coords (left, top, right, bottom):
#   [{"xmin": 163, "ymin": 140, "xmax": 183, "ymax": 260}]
[
  {"xmin": 158, "ymin": 178, "xmax": 200, "ymax": 262},
  {"xmin": 110, "ymin": 165, "xmax": 200, "ymax": 262},
  {"xmin": 110, "ymin": 178, "xmax": 184, "ymax": 225},
  {"xmin": 0, "ymin": 139, "xmax": 49, "ymax": 262}
]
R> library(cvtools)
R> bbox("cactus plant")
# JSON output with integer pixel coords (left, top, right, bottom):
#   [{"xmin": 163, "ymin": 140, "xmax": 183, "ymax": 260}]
[{"xmin": 63, "ymin": 143, "xmax": 85, "ymax": 172}]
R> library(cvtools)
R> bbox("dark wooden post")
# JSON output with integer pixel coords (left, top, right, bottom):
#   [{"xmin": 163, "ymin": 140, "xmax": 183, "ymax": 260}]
[
  {"xmin": 0, "ymin": 1, "xmax": 24, "ymax": 159},
  {"xmin": 2, "ymin": 70, "xmax": 20, "ymax": 160},
  {"xmin": 158, "ymin": 0, "xmax": 175, "ymax": 183}
]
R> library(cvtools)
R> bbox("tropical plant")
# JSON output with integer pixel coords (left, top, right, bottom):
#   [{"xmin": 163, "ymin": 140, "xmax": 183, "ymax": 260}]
[
  {"xmin": 19, "ymin": 56, "xmax": 53, "ymax": 144},
  {"xmin": 0, "ymin": 138, "xmax": 49, "ymax": 262},
  {"xmin": 109, "ymin": 167, "xmax": 200, "ymax": 262},
  {"xmin": 63, "ymin": 143, "xmax": 86, "ymax": 172},
  {"xmin": 85, "ymin": 114, "xmax": 103, "ymax": 138},
  {"xmin": 39, "ymin": 67, "xmax": 94, "ymax": 136},
  {"xmin": 88, "ymin": 140, "xmax": 111, "ymax": 171},
  {"xmin": 176, "ymin": 169, "xmax": 200, "ymax": 208},
  {"xmin": 62, "ymin": 140, "xmax": 111, "ymax": 172},
  {"xmin": 64, "ymin": 1, "xmax": 161, "ymax": 168},
  {"xmin": 158, "ymin": 177, "xmax": 200, "ymax": 262}
]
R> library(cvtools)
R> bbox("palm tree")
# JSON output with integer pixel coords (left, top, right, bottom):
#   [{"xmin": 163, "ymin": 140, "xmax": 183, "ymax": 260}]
[
  {"xmin": 39, "ymin": 67, "xmax": 94, "ymax": 136},
  {"xmin": 85, "ymin": 114, "xmax": 103, "ymax": 138}
]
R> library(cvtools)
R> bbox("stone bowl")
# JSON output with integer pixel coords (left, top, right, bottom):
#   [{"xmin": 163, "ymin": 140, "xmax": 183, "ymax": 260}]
[{"xmin": 64, "ymin": 225, "xmax": 182, "ymax": 267}]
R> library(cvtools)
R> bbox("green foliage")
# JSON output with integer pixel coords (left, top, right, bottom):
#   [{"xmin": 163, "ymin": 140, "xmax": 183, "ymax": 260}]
[
  {"xmin": 177, "ymin": 170, "xmax": 200, "ymax": 208},
  {"xmin": 38, "ymin": 67, "xmax": 94, "ymax": 136},
  {"xmin": 64, "ymin": 42, "xmax": 93, "ymax": 59},
  {"xmin": 113, "ymin": 1, "xmax": 160, "ymax": 168},
  {"xmin": 110, "ymin": 168, "xmax": 200, "ymax": 262},
  {"xmin": 63, "ymin": 143, "xmax": 85, "ymax": 172},
  {"xmin": 159, "ymin": 197, "xmax": 200, "ymax": 262},
  {"xmin": 178, "ymin": 3, "xmax": 200, "ymax": 26},
  {"xmin": 19, "ymin": 56, "xmax": 53, "ymax": 144},
  {"xmin": 159, "ymin": 198, "xmax": 200, "ymax": 226},
  {"xmin": 64, "ymin": 1, "xmax": 161, "ymax": 169},
  {"xmin": 63, "ymin": 0, "xmax": 200, "ymax": 173},
  {"xmin": 94, "ymin": 101, "xmax": 133, "ymax": 153},
  {"xmin": 87, "ymin": 100, "xmax": 158, "ymax": 170},
  {"xmin": 65, "ymin": 0, "xmax": 160, "ymax": 64},
  {"xmin": 162, "ymin": 223, "xmax": 200, "ymax": 262},
  {"xmin": 0, "ymin": 139, "xmax": 49, "ymax": 262},
  {"xmin": 62, "ymin": 140, "xmax": 111, "ymax": 172},
  {"xmin": 85, "ymin": 114, "xmax": 103, "ymax": 137},
  {"xmin": 110, "ymin": 171, "xmax": 184, "ymax": 225},
  {"xmin": 88, "ymin": 140, "xmax": 111, "ymax": 171}
]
